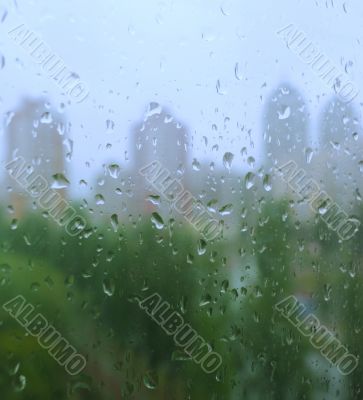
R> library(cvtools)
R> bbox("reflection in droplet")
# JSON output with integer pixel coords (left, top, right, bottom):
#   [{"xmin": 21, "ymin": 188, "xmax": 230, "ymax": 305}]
[
  {"xmin": 305, "ymin": 147, "xmax": 313, "ymax": 164},
  {"xmin": 111, "ymin": 214, "xmax": 118, "ymax": 232},
  {"xmin": 147, "ymin": 195, "xmax": 160, "ymax": 205},
  {"xmin": 10, "ymin": 219, "xmax": 18, "ymax": 230},
  {"xmin": 51, "ymin": 173, "xmax": 70, "ymax": 189},
  {"xmin": 192, "ymin": 158, "xmax": 201, "ymax": 171},
  {"xmin": 13, "ymin": 375, "xmax": 26, "ymax": 392},
  {"xmin": 103, "ymin": 278, "xmax": 115, "ymax": 296},
  {"xmin": 278, "ymin": 106, "xmax": 290, "ymax": 120},
  {"xmin": 263, "ymin": 174, "xmax": 272, "ymax": 191},
  {"xmin": 151, "ymin": 212, "xmax": 164, "ymax": 229},
  {"xmin": 247, "ymin": 156, "xmax": 255, "ymax": 168},
  {"xmin": 219, "ymin": 203, "xmax": 233, "ymax": 216},
  {"xmin": 108, "ymin": 163, "xmax": 120, "ymax": 179},
  {"xmin": 234, "ymin": 62, "xmax": 243, "ymax": 80},
  {"xmin": 197, "ymin": 239, "xmax": 207, "ymax": 255},
  {"xmin": 95, "ymin": 193, "xmax": 105, "ymax": 205},
  {"xmin": 143, "ymin": 371, "xmax": 158, "ymax": 389},
  {"xmin": 216, "ymin": 79, "xmax": 227, "ymax": 95},
  {"xmin": 1, "ymin": 8, "xmax": 8, "ymax": 23},
  {"xmin": 245, "ymin": 172, "xmax": 255, "ymax": 189},
  {"xmin": 106, "ymin": 119, "xmax": 114, "ymax": 132},
  {"xmin": 40, "ymin": 112, "xmax": 52, "ymax": 124},
  {"xmin": 145, "ymin": 102, "xmax": 162, "ymax": 119},
  {"xmin": 223, "ymin": 152, "xmax": 234, "ymax": 171}
]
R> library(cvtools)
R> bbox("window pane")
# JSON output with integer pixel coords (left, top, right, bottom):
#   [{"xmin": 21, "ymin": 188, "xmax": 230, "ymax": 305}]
[{"xmin": 1, "ymin": 0, "xmax": 362, "ymax": 398}]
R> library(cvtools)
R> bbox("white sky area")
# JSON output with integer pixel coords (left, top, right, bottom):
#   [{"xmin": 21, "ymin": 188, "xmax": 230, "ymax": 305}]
[{"xmin": 0, "ymin": 0, "xmax": 362, "ymax": 190}]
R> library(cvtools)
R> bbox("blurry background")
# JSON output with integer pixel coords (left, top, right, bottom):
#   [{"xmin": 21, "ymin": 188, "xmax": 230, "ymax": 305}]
[{"xmin": 0, "ymin": 0, "xmax": 363, "ymax": 399}]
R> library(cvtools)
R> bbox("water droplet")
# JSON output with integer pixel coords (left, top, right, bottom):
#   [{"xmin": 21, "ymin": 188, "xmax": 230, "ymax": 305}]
[
  {"xmin": 223, "ymin": 152, "xmax": 234, "ymax": 171},
  {"xmin": 30, "ymin": 282, "xmax": 40, "ymax": 292},
  {"xmin": 106, "ymin": 119, "xmax": 114, "ymax": 132},
  {"xmin": 13, "ymin": 375, "xmax": 26, "ymax": 392},
  {"xmin": 278, "ymin": 106, "xmax": 290, "ymax": 120},
  {"xmin": 199, "ymin": 293, "xmax": 211, "ymax": 306},
  {"xmin": 147, "ymin": 195, "xmax": 160, "ymax": 205},
  {"xmin": 192, "ymin": 158, "xmax": 201, "ymax": 171},
  {"xmin": 216, "ymin": 79, "xmax": 227, "ymax": 95},
  {"xmin": 143, "ymin": 371, "xmax": 158, "ymax": 390},
  {"xmin": 1, "ymin": 8, "xmax": 8, "ymax": 23},
  {"xmin": 305, "ymin": 147, "xmax": 313, "ymax": 164},
  {"xmin": 108, "ymin": 163, "xmax": 120, "ymax": 179},
  {"xmin": 4, "ymin": 112, "xmax": 15, "ymax": 129},
  {"xmin": 219, "ymin": 203, "xmax": 233, "ymax": 216},
  {"xmin": 247, "ymin": 156, "xmax": 255, "ymax": 168},
  {"xmin": 10, "ymin": 219, "xmax": 18, "ymax": 230},
  {"xmin": 240, "ymin": 147, "xmax": 247, "ymax": 156},
  {"xmin": 145, "ymin": 102, "xmax": 162, "ymax": 119},
  {"xmin": 240, "ymin": 287, "xmax": 247, "ymax": 296},
  {"xmin": 110, "ymin": 214, "xmax": 118, "ymax": 232},
  {"xmin": 0, "ymin": 263, "xmax": 11, "ymax": 275},
  {"xmin": 245, "ymin": 172, "xmax": 255, "ymax": 189},
  {"xmin": 103, "ymin": 278, "xmax": 115, "ymax": 296},
  {"xmin": 95, "ymin": 193, "xmax": 105, "ymax": 205},
  {"xmin": 220, "ymin": 279, "xmax": 229, "ymax": 294},
  {"xmin": 179, "ymin": 295, "xmax": 187, "ymax": 313},
  {"xmin": 207, "ymin": 198, "xmax": 218, "ymax": 212},
  {"xmin": 63, "ymin": 138, "xmax": 73, "ymax": 161},
  {"xmin": 197, "ymin": 239, "xmax": 207, "ymax": 255},
  {"xmin": 151, "ymin": 212, "xmax": 164, "ymax": 229},
  {"xmin": 318, "ymin": 202, "xmax": 329, "ymax": 215},
  {"xmin": 51, "ymin": 173, "xmax": 70, "ymax": 189},
  {"xmin": 323, "ymin": 283, "xmax": 332, "ymax": 301},
  {"xmin": 234, "ymin": 62, "xmax": 242, "ymax": 80},
  {"xmin": 65, "ymin": 274, "xmax": 74, "ymax": 287},
  {"xmin": 0, "ymin": 53, "xmax": 4, "ymax": 69},
  {"xmin": 40, "ymin": 112, "xmax": 52, "ymax": 124},
  {"xmin": 23, "ymin": 235, "xmax": 32, "ymax": 246},
  {"xmin": 263, "ymin": 174, "xmax": 272, "ymax": 191}
]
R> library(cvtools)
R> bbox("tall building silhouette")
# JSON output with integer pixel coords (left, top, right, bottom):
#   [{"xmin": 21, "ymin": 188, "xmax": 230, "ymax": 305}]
[
  {"xmin": 313, "ymin": 97, "xmax": 362, "ymax": 206},
  {"xmin": 87, "ymin": 103, "xmax": 190, "ymax": 221},
  {"xmin": 262, "ymin": 83, "xmax": 309, "ymax": 196},
  {"xmin": 263, "ymin": 83, "xmax": 309, "ymax": 166},
  {"xmin": 131, "ymin": 102, "xmax": 189, "ymax": 214},
  {"xmin": 5, "ymin": 98, "xmax": 66, "ymax": 217}
]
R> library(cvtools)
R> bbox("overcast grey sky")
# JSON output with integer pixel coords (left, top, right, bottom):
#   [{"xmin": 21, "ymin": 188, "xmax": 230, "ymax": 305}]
[{"xmin": 0, "ymin": 0, "xmax": 362, "ymax": 187}]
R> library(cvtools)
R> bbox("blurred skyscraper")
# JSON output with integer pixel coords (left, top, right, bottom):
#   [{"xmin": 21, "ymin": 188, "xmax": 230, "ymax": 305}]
[
  {"xmin": 262, "ymin": 83, "xmax": 309, "ymax": 196},
  {"xmin": 88, "ymin": 103, "xmax": 189, "ymax": 220},
  {"xmin": 313, "ymin": 97, "xmax": 362, "ymax": 207},
  {"xmin": 132, "ymin": 102, "xmax": 189, "ymax": 213},
  {"xmin": 263, "ymin": 83, "xmax": 308, "ymax": 165},
  {"xmin": 5, "ymin": 98, "xmax": 67, "ymax": 217}
]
